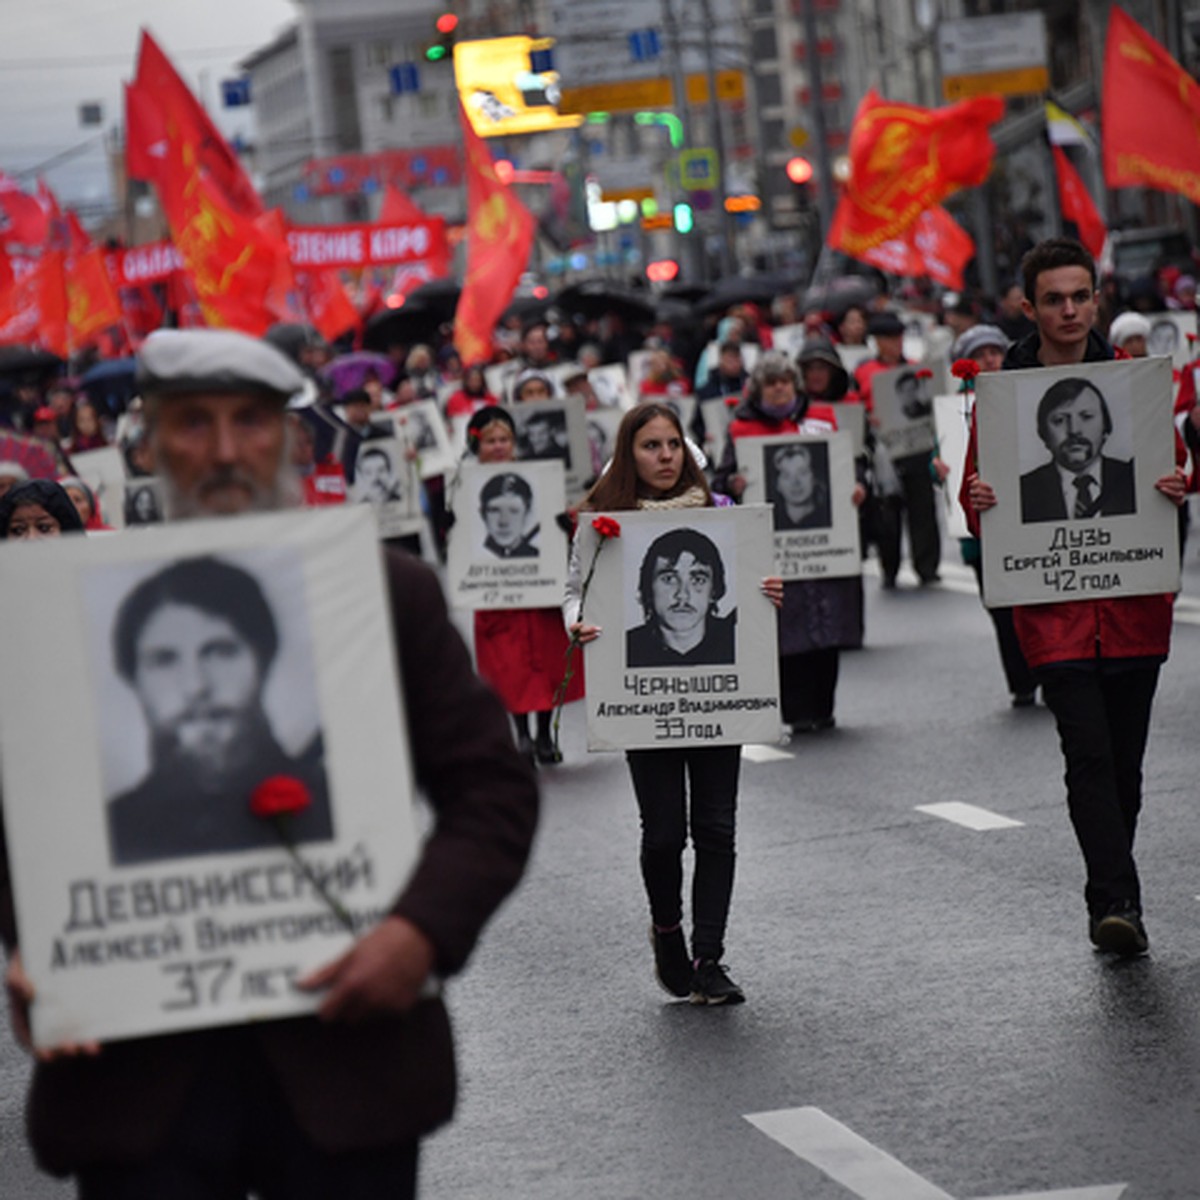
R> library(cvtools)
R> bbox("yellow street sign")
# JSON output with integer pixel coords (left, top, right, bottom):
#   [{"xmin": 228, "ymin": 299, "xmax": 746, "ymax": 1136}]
[
  {"xmin": 942, "ymin": 65, "xmax": 1048, "ymax": 101},
  {"xmin": 559, "ymin": 70, "xmax": 745, "ymax": 115},
  {"xmin": 789, "ymin": 127, "xmax": 809, "ymax": 149}
]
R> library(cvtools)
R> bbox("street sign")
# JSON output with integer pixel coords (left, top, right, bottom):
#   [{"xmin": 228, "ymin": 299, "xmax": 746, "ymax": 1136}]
[
  {"xmin": 938, "ymin": 13, "xmax": 1048, "ymax": 100},
  {"xmin": 221, "ymin": 78, "xmax": 251, "ymax": 108},
  {"xmin": 388, "ymin": 63, "xmax": 421, "ymax": 95},
  {"xmin": 789, "ymin": 126, "xmax": 810, "ymax": 149},
  {"xmin": 679, "ymin": 148, "xmax": 718, "ymax": 192},
  {"xmin": 641, "ymin": 214, "xmax": 673, "ymax": 231},
  {"xmin": 558, "ymin": 70, "xmax": 744, "ymax": 116}
]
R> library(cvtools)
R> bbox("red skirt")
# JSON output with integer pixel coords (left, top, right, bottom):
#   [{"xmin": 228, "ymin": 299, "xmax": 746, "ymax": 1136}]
[{"xmin": 474, "ymin": 607, "xmax": 586, "ymax": 714}]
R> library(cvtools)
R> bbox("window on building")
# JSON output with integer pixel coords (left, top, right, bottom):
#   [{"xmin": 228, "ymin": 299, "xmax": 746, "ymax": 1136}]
[
  {"xmin": 419, "ymin": 92, "xmax": 440, "ymax": 118},
  {"xmin": 366, "ymin": 41, "xmax": 393, "ymax": 68},
  {"xmin": 378, "ymin": 94, "xmax": 394, "ymax": 122}
]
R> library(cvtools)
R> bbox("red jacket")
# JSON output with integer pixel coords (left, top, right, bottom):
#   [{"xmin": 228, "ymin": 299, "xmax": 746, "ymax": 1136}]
[{"xmin": 960, "ymin": 329, "xmax": 1172, "ymax": 668}]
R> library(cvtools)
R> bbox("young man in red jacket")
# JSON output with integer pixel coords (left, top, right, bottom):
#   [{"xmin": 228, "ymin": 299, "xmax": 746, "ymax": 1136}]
[{"xmin": 964, "ymin": 238, "xmax": 1186, "ymax": 957}]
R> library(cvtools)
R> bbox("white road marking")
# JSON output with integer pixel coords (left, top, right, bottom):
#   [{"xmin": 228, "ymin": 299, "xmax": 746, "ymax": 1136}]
[
  {"xmin": 915, "ymin": 801, "xmax": 1024, "ymax": 830},
  {"xmin": 975, "ymin": 1189, "xmax": 1127, "ymax": 1200},
  {"xmin": 745, "ymin": 1106, "xmax": 955, "ymax": 1199},
  {"xmin": 745, "ymin": 1106, "xmax": 1127, "ymax": 1200},
  {"xmin": 742, "ymin": 744, "xmax": 794, "ymax": 763}
]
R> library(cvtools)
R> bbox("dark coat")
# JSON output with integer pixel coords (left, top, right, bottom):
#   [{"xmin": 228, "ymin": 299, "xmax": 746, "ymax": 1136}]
[
  {"xmin": 0, "ymin": 548, "xmax": 538, "ymax": 1172},
  {"xmin": 626, "ymin": 612, "xmax": 737, "ymax": 668},
  {"xmin": 1019, "ymin": 456, "xmax": 1136, "ymax": 524}
]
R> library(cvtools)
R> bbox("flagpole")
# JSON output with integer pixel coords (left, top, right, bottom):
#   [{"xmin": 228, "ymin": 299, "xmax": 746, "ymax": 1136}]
[{"xmin": 799, "ymin": 0, "xmax": 834, "ymax": 238}]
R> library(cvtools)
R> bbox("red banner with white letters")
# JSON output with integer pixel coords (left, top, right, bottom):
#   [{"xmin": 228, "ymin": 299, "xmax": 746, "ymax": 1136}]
[{"xmin": 285, "ymin": 219, "xmax": 450, "ymax": 271}]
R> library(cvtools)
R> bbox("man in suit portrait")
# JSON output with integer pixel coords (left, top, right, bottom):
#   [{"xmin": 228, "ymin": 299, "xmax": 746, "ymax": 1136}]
[{"xmin": 1019, "ymin": 376, "xmax": 1136, "ymax": 523}]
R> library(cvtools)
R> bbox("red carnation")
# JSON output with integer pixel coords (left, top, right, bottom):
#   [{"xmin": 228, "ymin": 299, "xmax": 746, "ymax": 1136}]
[
  {"xmin": 592, "ymin": 515, "xmax": 622, "ymax": 539},
  {"xmin": 915, "ymin": 368, "xmax": 934, "ymax": 380},
  {"xmin": 251, "ymin": 776, "xmax": 312, "ymax": 820},
  {"xmin": 724, "ymin": 394, "xmax": 740, "ymax": 407},
  {"xmin": 1188, "ymin": 333, "xmax": 1198, "ymax": 345},
  {"xmin": 951, "ymin": 358, "xmax": 981, "ymax": 382}
]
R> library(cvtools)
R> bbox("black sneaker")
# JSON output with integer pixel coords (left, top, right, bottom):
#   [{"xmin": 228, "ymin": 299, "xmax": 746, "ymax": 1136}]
[
  {"xmin": 534, "ymin": 733, "xmax": 562, "ymax": 765},
  {"xmin": 1090, "ymin": 902, "xmax": 1149, "ymax": 957},
  {"xmin": 650, "ymin": 926, "xmax": 692, "ymax": 998},
  {"xmin": 689, "ymin": 959, "xmax": 745, "ymax": 1006}
]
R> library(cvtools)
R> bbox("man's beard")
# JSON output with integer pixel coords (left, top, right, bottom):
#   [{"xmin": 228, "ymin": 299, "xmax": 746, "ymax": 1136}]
[
  {"xmin": 149, "ymin": 705, "xmax": 274, "ymax": 793},
  {"xmin": 160, "ymin": 431, "xmax": 304, "ymax": 521}
]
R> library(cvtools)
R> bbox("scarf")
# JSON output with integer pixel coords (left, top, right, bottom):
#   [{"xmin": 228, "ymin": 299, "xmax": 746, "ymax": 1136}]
[{"xmin": 636, "ymin": 485, "xmax": 709, "ymax": 511}]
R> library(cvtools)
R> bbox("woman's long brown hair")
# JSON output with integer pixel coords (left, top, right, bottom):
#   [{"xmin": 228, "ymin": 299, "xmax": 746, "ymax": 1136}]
[{"xmin": 582, "ymin": 403, "xmax": 713, "ymax": 512}]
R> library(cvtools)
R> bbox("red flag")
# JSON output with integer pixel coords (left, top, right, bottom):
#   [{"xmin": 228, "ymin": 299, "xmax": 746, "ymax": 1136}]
[
  {"xmin": 379, "ymin": 184, "xmax": 430, "ymax": 225},
  {"xmin": 1102, "ymin": 7, "xmax": 1200, "ymax": 204},
  {"xmin": 156, "ymin": 131, "xmax": 282, "ymax": 333},
  {"xmin": 910, "ymin": 207, "xmax": 975, "ymax": 290},
  {"xmin": 828, "ymin": 90, "xmax": 1004, "ymax": 255},
  {"xmin": 131, "ymin": 30, "xmax": 263, "ymax": 215},
  {"xmin": 0, "ymin": 252, "xmax": 67, "ymax": 355},
  {"xmin": 125, "ymin": 80, "xmax": 168, "ymax": 184},
  {"xmin": 453, "ymin": 103, "xmax": 535, "ymax": 366},
  {"xmin": 299, "ymin": 270, "xmax": 361, "ymax": 343},
  {"xmin": 856, "ymin": 206, "xmax": 974, "ymax": 290},
  {"xmin": 0, "ymin": 172, "xmax": 50, "ymax": 248},
  {"xmin": 67, "ymin": 246, "xmax": 124, "ymax": 348},
  {"xmin": 1052, "ymin": 146, "xmax": 1107, "ymax": 258}
]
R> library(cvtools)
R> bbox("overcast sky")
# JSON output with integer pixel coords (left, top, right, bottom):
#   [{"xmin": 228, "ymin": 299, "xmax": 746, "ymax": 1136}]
[{"xmin": 0, "ymin": 0, "xmax": 295, "ymax": 217}]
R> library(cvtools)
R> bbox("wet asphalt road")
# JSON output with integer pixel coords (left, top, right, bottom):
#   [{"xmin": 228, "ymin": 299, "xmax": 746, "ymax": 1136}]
[{"xmin": 4, "ymin": 528, "xmax": 1200, "ymax": 1199}]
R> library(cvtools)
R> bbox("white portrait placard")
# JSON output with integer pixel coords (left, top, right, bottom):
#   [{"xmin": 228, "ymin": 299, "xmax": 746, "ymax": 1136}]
[
  {"xmin": 825, "ymin": 401, "xmax": 867, "ymax": 459},
  {"xmin": 485, "ymin": 360, "xmax": 521, "ymax": 404},
  {"xmin": 70, "ymin": 446, "xmax": 128, "ymax": 530},
  {"xmin": 581, "ymin": 506, "xmax": 780, "ymax": 750},
  {"xmin": 1143, "ymin": 311, "xmax": 1197, "ymax": 369},
  {"xmin": 933, "ymin": 393, "xmax": 971, "ymax": 541},
  {"xmin": 585, "ymin": 407, "xmax": 624, "ymax": 475},
  {"xmin": 976, "ymin": 357, "xmax": 1180, "ymax": 607},
  {"xmin": 0, "ymin": 506, "xmax": 419, "ymax": 1048},
  {"xmin": 769, "ymin": 323, "xmax": 808, "ymax": 361},
  {"xmin": 738, "ymin": 432, "xmax": 862, "ymax": 580},
  {"xmin": 872, "ymin": 365, "xmax": 936, "ymax": 458},
  {"xmin": 349, "ymin": 437, "xmax": 426, "ymax": 541},
  {"xmin": 445, "ymin": 460, "xmax": 568, "ymax": 609},
  {"xmin": 505, "ymin": 394, "xmax": 591, "ymax": 500},
  {"xmin": 698, "ymin": 396, "xmax": 736, "ymax": 467},
  {"xmin": 374, "ymin": 400, "xmax": 456, "ymax": 480},
  {"xmin": 588, "ymin": 363, "xmax": 632, "ymax": 410},
  {"xmin": 836, "ymin": 344, "xmax": 872, "ymax": 376}
]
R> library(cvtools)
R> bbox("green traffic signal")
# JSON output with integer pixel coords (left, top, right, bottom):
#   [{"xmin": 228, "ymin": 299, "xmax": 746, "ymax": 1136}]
[
  {"xmin": 673, "ymin": 202, "xmax": 694, "ymax": 234},
  {"xmin": 426, "ymin": 44, "xmax": 448, "ymax": 62}
]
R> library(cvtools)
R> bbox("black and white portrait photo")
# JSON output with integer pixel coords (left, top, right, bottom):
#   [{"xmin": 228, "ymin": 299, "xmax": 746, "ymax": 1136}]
[
  {"xmin": 873, "ymin": 365, "xmax": 936, "ymax": 457},
  {"xmin": 352, "ymin": 441, "xmax": 404, "ymax": 506},
  {"xmin": 1019, "ymin": 377, "xmax": 1136, "ymax": 524},
  {"xmin": 515, "ymin": 408, "xmax": 569, "ymax": 465},
  {"xmin": 123, "ymin": 480, "xmax": 163, "ymax": 527},
  {"xmin": 894, "ymin": 368, "xmax": 933, "ymax": 420},
  {"xmin": 90, "ymin": 551, "xmax": 333, "ymax": 866},
  {"xmin": 765, "ymin": 441, "xmax": 831, "ymax": 531},
  {"xmin": 480, "ymin": 472, "xmax": 539, "ymax": 559},
  {"xmin": 1147, "ymin": 316, "xmax": 1181, "ymax": 360},
  {"xmin": 625, "ymin": 527, "xmax": 736, "ymax": 668}
]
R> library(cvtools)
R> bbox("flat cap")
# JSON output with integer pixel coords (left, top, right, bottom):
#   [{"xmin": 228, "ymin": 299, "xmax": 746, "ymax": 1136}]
[
  {"xmin": 1107, "ymin": 311, "xmax": 1151, "ymax": 348},
  {"xmin": 136, "ymin": 329, "xmax": 306, "ymax": 402},
  {"xmin": 867, "ymin": 311, "xmax": 906, "ymax": 338}
]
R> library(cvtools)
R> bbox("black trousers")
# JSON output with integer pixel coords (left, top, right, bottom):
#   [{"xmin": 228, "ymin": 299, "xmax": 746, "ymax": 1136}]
[
  {"xmin": 1036, "ymin": 662, "xmax": 1161, "ymax": 918},
  {"xmin": 75, "ymin": 1038, "xmax": 419, "ymax": 1200},
  {"xmin": 779, "ymin": 648, "xmax": 840, "ymax": 724},
  {"xmin": 967, "ymin": 557, "xmax": 1037, "ymax": 698},
  {"xmin": 878, "ymin": 453, "xmax": 941, "ymax": 583},
  {"xmin": 625, "ymin": 745, "xmax": 741, "ymax": 961}
]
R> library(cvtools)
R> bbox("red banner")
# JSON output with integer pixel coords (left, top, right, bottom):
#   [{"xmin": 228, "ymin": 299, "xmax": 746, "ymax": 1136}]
[
  {"xmin": 453, "ymin": 102, "xmax": 535, "ymax": 366},
  {"xmin": 301, "ymin": 148, "xmax": 462, "ymax": 197},
  {"xmin": 1102, "ymin": 6, "xmax": 1200, "ymax": 204},
  {"xmin": 829, "ymin": 90, "xmax": 1003, "ymax": 255},
  {"xmin": 0, "ymin": 172, "xmax": 51, "ymax": 249},
  {"xmin": 1052, "ymin": 146, "xmax": 1106, "ymax": 258},
  {"xmin": 286, "ymin": 219, "xmax": 449, "ymax": 269},
  {"xmin": 106, "ymin": 241, "xmax": 186, "ymax": 287}
]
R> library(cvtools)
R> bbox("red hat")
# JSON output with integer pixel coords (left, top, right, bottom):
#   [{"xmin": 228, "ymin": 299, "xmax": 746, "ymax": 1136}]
[{"xmin": 32, "ymin": 406, "xmax": 57, "ymax": 423}]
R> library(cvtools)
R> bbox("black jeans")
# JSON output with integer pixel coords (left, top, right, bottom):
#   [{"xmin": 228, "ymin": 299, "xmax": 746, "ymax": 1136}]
[
  {"xmin": 76, "ymin": 1039, "xmax": 419, "ymax": 1200},
  {"xmin": 1036, "ymin": 661, "xmax": 1161, "ymax": 918},
  {"xmin": 625, "ymin": 745, "xmax": 741, "ymax": 961},
  {"xmin": 877, "ymin": 453, "xmax": 941, "ymax": 583},
  {"xmin": 779, "ymin": 648, "xmax": 840, "ymax": 724}
]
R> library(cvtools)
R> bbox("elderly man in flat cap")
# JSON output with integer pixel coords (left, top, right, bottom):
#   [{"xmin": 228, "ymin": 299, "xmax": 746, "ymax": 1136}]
[{"xmin": 1, "ymin": 329, "xmax": 538, "ymax": 1199}]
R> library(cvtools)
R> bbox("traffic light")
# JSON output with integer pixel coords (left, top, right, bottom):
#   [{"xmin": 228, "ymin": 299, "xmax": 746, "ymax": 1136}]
[
  {"xmin": 426, "ymin": 11, "xmax": 458, "ymax": 62},
  {"xmin": 672, "ymin": 202, "xmax": 694, "ymax": 234},
  {"xmin": 785, "ymin": 156, "xmax": 813, "ymax": 185}
]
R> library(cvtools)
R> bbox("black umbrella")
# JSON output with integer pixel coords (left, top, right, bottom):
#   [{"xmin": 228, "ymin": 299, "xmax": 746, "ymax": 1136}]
[
  {"xmin": 694, "ymin": 274, "xmax": 799, "ymax": 317},
  {"xmin": 802, "ymin": 275, "xmax": 879, "ymax": 316},
  {"xmin": 554, "ymin": 280, "xmax": 656, "ymax": 324},
  {"xmin": 0, "ymin": 347, "xmax": 64, "ymax": 380},
  {"xmin": 401, "ymin": 278, "xmax": 462, "ymax": 323},
  {"xmin": 502, "ymin": 294, "xmax": 555, "ymax": 325},
  {"xmin": 81, "ymin": 357, "xmax": 139, "ymax": 417},
  {"xmin": 660, "ymin": 281, "xmax": 710, "ymax": 304},
  {"xmin": 362, "ymin": 304, "xmax": 446, "ymax": 353}
]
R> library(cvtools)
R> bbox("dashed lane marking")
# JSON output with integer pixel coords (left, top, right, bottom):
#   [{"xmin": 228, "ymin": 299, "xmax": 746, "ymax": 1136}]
[
  {"xmin": 745, "ymin": 1106, "xmax": 1126, "ymax": 1200},
  {"xmin": 741, "ymin": 744, "xmax": 794, "ymax": 763},
  {"xmin": 915, "ymin": 801, "xmax": 1024, "ymax": 830}
]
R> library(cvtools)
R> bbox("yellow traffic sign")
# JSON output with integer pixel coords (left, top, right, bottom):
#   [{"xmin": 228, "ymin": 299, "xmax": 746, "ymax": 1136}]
[
  {"xmin": 559, "ymin": 70, "xmax": 744, "ymax": 115},
  {"xmin": 942, "ymin": 65, "xmax": 1048, "ymax": 101}
]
